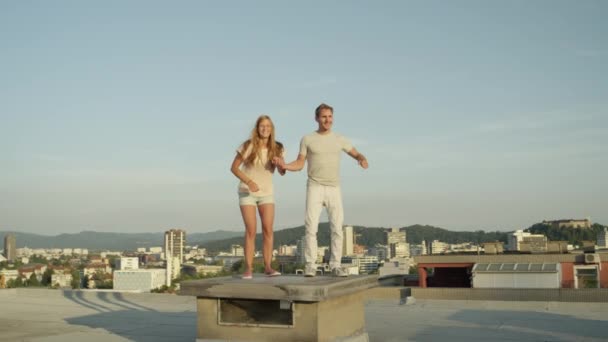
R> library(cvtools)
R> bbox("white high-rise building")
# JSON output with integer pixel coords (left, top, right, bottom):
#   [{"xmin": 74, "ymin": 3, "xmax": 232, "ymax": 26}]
[
  {"xmin": 386, "ymin": 228, "xmax": 408, "ymax": 259},
  {"xmin": 164, "ymin": 229, "xmax": 186, "ymax": 262},
  {"xmin": 3, "ymin": 234, "xmax": 16, "ymax": 262},
  {"xmin": 343, "ymin": 225, "xmax": 354, "ymax": 256}
]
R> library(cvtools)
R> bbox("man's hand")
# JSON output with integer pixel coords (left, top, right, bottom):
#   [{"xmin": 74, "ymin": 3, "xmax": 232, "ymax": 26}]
[
  {"xmin": 347, "ymin": 148, "xmax": 368, "ymax": 170},
  {"xmin": 358, "ymin": 156, "xmax": 369, "ymax": 169}
]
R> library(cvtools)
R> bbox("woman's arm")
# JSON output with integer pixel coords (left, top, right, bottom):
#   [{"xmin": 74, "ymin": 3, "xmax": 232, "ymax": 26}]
[{"xmin": 230, "ymin": 153, "xmax": 259, "ymax": 192}]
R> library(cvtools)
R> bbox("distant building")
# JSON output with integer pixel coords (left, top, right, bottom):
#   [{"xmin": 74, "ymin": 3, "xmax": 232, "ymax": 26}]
[
  {"xmin": 51, "ymin": 271, "xmax": 73, "ymax": 288},
  {"xmin": 83, "ymin": 264, "xmax": 112, "ymax": 277},
  {"xmin": 296, "ymin": 239, "xmax": 307, "ymax": 264},
  {"xmin": 519, "ymin": 236, "xmax": 549, "ymax": 253},
  {"xmin": 341, "ymin": 255, "xmax": 379, "ymax": 274},
  {"xmin": 386, "ymin": 228, "xmax": 408, "ymax": 259},
  {"xmin": 378, "ymin": 258, "xmax": 410, "ymax": 278},
  {"xmin": 430, "ymin": 240, "xmax": 448, "ymax": 255},
  {"xmin": 164, "ymin": 229, "xmax": 186, "ymax": 262},
  {"xmin": 114, "ymin": 269, "xmax": 166, "ymax": 292},
  {"xmin": 410, "ymin": 240, "xmax": 429, "ymax": 256},
  {"xmin": 116, "ymin": 257, "xmax": 139, "ymax": 270},
  {"xmin": 4, "ymin": 234, "xmax": 16, "ymax": 262},
  {"xmin": 415, "ymin": 253, "xmax": 607, "ymax": 289},
  {"xmin": 353, "ymin": 244, "xmax": 366, "ymax": 255},
  {"xmin": 0, "ymin": 269, "xmax": 19, "ymax": 283},
  {"xmin": 231, "ymin": 244, "xmax": 244, "ymax": 257},
  {"xmin": 597, "ymin": 228, "xmax": 608, "ymax": 248},
  {"xmin": 19, "ymin": 264, "xmax": 47, "ymax": 282},
  {"xmin": 542, "ymin": 219, "xmax": 592, "ymax": 229},
  {"xmin": 278, "ymin": 244, "xmax": 297, "ymax": 256},
  {"xmin": 482, "ymin": 242, "xmax": 504, "ymax": 255},
  {"xmin": 390, "ymin": 242, "xmax": 410, "ymax": 259},
  {"xmin": 343, "ymin": 226, "xmax": 354, "ymax": 256},
  {"xmin": 182, "ymin": 264, "xmax": 223, "ymax": 276},
  {"xmin": 149, "ymin": 247, "xmax": 163, "ymax": 254},
  {"xmin": 447, "ymin": 243, "xmax": 480, "ymax": 254},
  {"xmin": 508, "ymin": 230, "xmax": 551, "ymax": 253},
  {"xmin": 368, "ymin": 243, "xmax": 390, "ymax": 261}
]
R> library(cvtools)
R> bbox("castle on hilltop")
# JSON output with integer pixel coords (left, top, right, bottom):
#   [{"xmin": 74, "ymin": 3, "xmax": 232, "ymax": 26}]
[{"xmin": 542, "ymin": 218, "xmax": 592, "ymax": 229}]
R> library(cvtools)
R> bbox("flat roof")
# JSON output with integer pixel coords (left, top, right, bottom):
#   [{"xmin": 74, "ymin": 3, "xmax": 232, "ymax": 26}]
[
  {"xmin": 415, "ymin": 253, "xmax": 608, "ymax": 264},
  {"xmin": 1, "ymin": 288, "xmax": 607, "ymax": 342},
  {"xmin": 179, "ymin": 274, "xmax": 379, "ymax": 301}
]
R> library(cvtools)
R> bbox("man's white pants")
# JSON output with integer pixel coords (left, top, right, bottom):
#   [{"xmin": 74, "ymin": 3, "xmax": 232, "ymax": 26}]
[{"xmin": 304, "ymin": 182, "xmax": 343, "ymax": 270}]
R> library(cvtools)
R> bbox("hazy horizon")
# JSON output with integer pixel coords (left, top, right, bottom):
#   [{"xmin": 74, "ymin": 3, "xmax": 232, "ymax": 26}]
[
  {"xmin": 2, "ymin": 1, "xmax": 607, "ymax": 235},
  {"xmin": 4, "ymin": 219, "xmax": 606, "ymax": 237}
]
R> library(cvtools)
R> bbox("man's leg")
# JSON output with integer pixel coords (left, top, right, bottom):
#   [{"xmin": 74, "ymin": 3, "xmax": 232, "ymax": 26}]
[
  {"xmin": 304, "ymin": 183, "xmax": 324, "ymax": 275},
  {"xmin": 326, "ymin": 186, "xmax": 344, "ymax": 271}
]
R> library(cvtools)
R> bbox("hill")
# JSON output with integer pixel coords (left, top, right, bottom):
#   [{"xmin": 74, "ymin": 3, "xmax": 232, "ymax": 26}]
[
  {"xmin": 0, "ymin": 230, "xmax": 242, "ymax": 251},
  {"xmin": 194, "ymin": 224, "xmax": 510, "ymax": 253},
  {"xmin": 525, "ymin": 222, "xmax": 606, "ymax": 245}
]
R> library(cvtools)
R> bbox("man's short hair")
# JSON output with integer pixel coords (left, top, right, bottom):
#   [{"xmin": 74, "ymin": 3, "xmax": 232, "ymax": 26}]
[{"xmin": 315, "ymin": 103, "xmax": 333, "ymax": 117}]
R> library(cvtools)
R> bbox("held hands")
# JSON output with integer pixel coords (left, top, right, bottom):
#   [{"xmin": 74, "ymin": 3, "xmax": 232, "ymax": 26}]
[{"xmin": 271, "ymin": 156, "xmax": 285, "ymax": 169}]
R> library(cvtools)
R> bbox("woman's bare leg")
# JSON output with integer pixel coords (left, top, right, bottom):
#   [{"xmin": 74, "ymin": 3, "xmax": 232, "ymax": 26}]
[
  {"xmin": 240, "ymin": 205, "xmax": 257, "ymax": 275},
  {"xmin": 258, "ymin": 203, "xmax": 275, "ymax": 272}
]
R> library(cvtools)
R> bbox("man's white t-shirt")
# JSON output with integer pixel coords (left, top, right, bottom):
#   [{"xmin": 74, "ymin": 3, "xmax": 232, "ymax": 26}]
[{"xmin": 299, "ymin": 131, "xmax": 352, "ymax": 187}]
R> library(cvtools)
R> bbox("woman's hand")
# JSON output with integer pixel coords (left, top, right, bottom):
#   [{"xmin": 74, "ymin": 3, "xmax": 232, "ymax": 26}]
[
  {"xmin": 247, "ymin": 180, "xmax": 260, "ymax": 192},
  {"xmin": 271, "ymin": 156, "xmax": 284, "ymax": 168}
]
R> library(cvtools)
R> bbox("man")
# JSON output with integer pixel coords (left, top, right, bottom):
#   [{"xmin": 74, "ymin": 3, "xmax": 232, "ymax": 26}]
[{"xmin": 276, "ymin": 103, "xmax": 368, "ymax": 277}]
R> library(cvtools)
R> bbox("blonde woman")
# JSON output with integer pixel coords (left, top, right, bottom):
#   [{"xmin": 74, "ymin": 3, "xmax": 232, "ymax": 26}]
[{"xmin": 230, "ymin": 115, "xmax": 285, "ymax": 279}]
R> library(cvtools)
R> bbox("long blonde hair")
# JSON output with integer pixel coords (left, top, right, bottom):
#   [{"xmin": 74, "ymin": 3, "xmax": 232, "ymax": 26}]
[{"xmin": 241, "ymin": 115, "xmax": 283, "ymax": 168}]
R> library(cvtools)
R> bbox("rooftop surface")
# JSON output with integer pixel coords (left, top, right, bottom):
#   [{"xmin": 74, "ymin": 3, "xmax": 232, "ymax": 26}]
[
  {"xmin": 1, "ymin": 288, "xmax": 607, "ymax": 342},
  {"xmin": 179, "ymin": 274, "xmax": 379, "ymax": 301}
]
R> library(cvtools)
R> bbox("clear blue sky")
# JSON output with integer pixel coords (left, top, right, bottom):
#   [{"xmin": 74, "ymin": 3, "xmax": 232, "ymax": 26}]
[{"xmin": 1, "ymin": 1, "xmax": 607, "ymax": 234}]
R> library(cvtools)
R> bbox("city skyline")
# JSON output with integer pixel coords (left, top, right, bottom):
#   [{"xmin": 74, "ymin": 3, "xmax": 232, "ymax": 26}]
[{"xmin": 2, "ymin": 1, "xmax": 607, "ymax": 234}]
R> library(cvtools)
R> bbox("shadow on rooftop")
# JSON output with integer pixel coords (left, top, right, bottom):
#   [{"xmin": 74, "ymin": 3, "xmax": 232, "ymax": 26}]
[
  {"xmin": 412, "ymin": 309, "xmax": 607, "ymax": 342},
  {"xmin": 62, "ymin": 290, "xmax": 196, "ymax": 342}
]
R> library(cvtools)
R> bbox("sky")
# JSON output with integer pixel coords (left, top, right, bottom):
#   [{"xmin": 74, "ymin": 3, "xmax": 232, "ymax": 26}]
[{"xmin": 1, "ymin": 1, "xmax": 607, "ymax": 235}]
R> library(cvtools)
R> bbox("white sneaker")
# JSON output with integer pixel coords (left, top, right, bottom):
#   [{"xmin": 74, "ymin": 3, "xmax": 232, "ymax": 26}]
[
  {"xmin": 304, "ymin": 264, "xmax": 316, "ymax": 277},
  {"xmin": 331, "ymin": 267, "xmax": 348, "ymax": 277}
]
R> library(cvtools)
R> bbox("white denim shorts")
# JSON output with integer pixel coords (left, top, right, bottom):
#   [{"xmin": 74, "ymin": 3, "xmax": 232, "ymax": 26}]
[{"xmin": 238, "ymin": 192, "xmax": 274, "ymax": 206}]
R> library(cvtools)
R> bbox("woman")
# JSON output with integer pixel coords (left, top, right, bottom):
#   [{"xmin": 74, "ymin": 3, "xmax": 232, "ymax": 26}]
[{"xmin": 230, "ymin": 115, "xmax": 285, "ymax": 279}]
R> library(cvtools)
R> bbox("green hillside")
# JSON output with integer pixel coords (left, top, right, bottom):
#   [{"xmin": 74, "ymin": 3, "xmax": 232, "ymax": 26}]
[
  {"xmin": 195, "ymin": 223, "xmax": 510, "ymax": 253},
  {"xmin": 526, "ymin": 222, "xmax": 606, "ymax": 245}
]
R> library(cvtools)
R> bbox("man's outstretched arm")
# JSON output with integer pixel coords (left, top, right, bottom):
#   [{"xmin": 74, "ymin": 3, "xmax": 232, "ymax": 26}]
[
  {"xmin": 275, "ymin": 154, "xmax": 306, "ymax": 172},
  {"xmin": 347, "ymin": 148, "xmax": 369, "ymax": 169}
]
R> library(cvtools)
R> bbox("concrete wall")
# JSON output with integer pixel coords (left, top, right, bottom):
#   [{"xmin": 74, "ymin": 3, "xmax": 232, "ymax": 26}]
[{"xmin": 410, "ymin": 287, "xmax": 608, "ymax": 302}]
